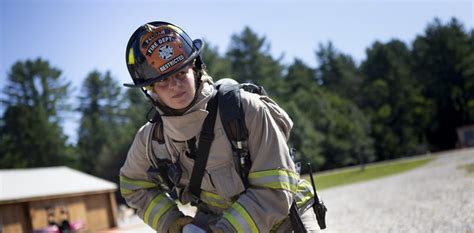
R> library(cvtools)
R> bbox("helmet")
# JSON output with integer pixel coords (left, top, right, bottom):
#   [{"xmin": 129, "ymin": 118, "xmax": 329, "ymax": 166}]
[{"xmin": 124, "ymin": 21, "xmax": 203, "ymax": 88}]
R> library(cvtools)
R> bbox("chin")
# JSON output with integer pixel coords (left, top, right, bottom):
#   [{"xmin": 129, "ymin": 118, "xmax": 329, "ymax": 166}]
[{"xmin": 172, "ymin": 101, "xmax": 193, "ymax": 111}]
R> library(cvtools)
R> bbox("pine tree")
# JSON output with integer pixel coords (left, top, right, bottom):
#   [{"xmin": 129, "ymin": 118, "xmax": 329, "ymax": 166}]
[
  {"xmin": 0, "ymin": 58, "xmax": 70, "ymax": 168},
  {"xmin": 76, "ymin": 71, "xmax": 123, "ymax": 175},
  {"xmin": 412, "ymin": 18, "xmax": 474, "ymax": 150}
]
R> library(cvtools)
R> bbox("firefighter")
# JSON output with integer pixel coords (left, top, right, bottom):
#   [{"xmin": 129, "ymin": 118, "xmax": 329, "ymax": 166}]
[{"xmin": 119, "ymin": 21, "xmax": 318, "ymax": 232}]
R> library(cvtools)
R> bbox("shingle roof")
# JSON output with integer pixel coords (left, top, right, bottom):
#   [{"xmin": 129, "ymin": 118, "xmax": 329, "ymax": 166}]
[{"xmin": 0, "ymin": 166, "xmax": 117, "ymax": 203}]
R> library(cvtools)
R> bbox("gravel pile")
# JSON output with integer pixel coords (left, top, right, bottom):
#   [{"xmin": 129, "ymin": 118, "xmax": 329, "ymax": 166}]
[{"xmin": 318, "ymin": 148, "xmax": 474, "ymax": 233}]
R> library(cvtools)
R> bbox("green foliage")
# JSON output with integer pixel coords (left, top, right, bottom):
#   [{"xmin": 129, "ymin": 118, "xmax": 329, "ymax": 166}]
[
  {"xmin": 360, "ymin": 39, "xmax": 431, "ymax": 160},
  {"xmin": 226, "ymin": 27, "xmax": 285, "ymax": 96},
  {"xmin": 122, "ymin": 88, "xmax": 153, "ymax": 131},
  {"xmin": 283, "ymin": 59, "xmax": 374, "ymax": 171},
  {"xmin": 0, "ymin": 58, "xmax": 71, "ymax": 168},
  {"xmin": 201, "ymin": 40, "xmax": 232, "ymax": 80},
  {"xmin": 282, "ymin": 60, "xmax": 325, "ymax": 169},
  {"xmin": 76, "ymin": 71, "xmax": 124, "ymax": 175},
  {"xmin": 316, "ymin": 42, "xmax": 362, "ymax": 100},
  {"xmin": 412, "ymin": 18, "xmax": 474, "ymax": 150}
]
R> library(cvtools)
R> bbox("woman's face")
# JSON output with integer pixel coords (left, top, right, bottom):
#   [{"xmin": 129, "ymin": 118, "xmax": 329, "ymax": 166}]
[{"xmin": 152, "ymin": 65, "xmax": 196, "ymax": 111}]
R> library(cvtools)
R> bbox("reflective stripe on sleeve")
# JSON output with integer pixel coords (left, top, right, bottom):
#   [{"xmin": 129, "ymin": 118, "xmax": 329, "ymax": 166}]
[
  {"xmin": 144, "ymin": 193, "xmax": 175, "ymax": 230},
  {"xmin": 295, "ymin": 179, "xmax": 314, "ymax": 208},
  {"xmin": 223, "ymin": 201, "xmax": 259, "ymax": 233},
  {"xmin": 200, "ymin": 191, "xmax": 232, "ymax": 209},
  {"xmin": 119, "ymin": 175, "xmax": 156, "ymax": 196},
  {"xmin": 248, "ymin": 169, "xmax": 299, "ymax": 193}
]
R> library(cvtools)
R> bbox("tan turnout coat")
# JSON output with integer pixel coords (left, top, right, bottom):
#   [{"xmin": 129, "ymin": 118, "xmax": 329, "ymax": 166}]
[{"xmin": 120, "ymin": 80, "xmax": 317, "ymax": 232}]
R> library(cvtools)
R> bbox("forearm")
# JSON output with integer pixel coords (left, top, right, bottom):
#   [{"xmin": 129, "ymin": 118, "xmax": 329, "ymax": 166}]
[
  {"xmin": 214, "ymin": 177, "xmax": 296, "ymax": 232},
  {"xmin": 120, "ymin": 173, "xmax": 184, "ymax": 232}
]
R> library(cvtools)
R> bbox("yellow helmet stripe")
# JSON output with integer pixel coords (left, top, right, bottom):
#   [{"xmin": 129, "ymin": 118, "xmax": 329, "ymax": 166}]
[{"xmin": 128, "ymin": 47, "xmax": 135, "ymax": 64}]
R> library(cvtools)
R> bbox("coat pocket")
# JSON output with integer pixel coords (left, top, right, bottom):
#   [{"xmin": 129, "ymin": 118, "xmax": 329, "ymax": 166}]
[{"xmin": 208, "ymin": 162, "xmax": 245, "ymax": 200}]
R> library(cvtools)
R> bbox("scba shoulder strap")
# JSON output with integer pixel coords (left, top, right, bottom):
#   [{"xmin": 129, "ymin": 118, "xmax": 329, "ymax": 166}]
[
  {"xmin": 188, "ymin": 91, "xmax": 219, "ymax": 201},
  {"xmin": 215, "ymin": 81, "xmax": 252, "ymax": 188}
]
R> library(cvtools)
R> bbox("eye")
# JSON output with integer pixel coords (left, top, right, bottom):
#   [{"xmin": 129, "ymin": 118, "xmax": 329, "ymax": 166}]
[
  {"xmin": 155, "ymin": 77, "xmax": 170, "ymax": 87},
  {"xmin": 174, "ymin": 71, "xmax": 187, "ymax": 80},
  {"xmin": 157, "ymin": 78, "xmax": 168, "ymax": 83}
]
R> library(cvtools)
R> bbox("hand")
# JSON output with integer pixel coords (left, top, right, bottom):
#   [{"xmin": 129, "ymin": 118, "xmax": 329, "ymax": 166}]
[
  {"xmin": 182, "ymin": 223, "xmax": 206, "ymax": 233},
  {"xmin": 168, "ymin": 216, "xmax": 194, "ymax": 233}
]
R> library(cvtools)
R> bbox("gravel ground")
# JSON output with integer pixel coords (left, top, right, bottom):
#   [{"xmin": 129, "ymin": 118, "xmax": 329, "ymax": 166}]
[{"xmin": 318, "ymin": 148, "xmax": 474, "ymax": 233}]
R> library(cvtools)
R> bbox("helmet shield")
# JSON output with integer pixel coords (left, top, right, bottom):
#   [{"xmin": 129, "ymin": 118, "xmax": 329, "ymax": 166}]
[{"xmin": 124, "ymin": 22, "xmax": 203, "ymax": 88}]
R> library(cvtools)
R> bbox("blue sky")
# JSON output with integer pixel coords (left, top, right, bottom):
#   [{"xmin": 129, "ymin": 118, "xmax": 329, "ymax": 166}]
[{"xmin": 1, "ymin": 0, "xmax": 472, "ymax": 143}]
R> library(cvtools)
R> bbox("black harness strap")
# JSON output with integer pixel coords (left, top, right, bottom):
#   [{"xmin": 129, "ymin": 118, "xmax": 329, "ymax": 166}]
[
  {"xmin": 186, "ymin": 137, "xmax": 197, "ymax": 159},
  {"xmin": 188, "ymin": 92, "xmax": 219, "ymax": 201},
  {"xmin": 216, "ymin": 83, "xmax": 251, "ymax": 188}
]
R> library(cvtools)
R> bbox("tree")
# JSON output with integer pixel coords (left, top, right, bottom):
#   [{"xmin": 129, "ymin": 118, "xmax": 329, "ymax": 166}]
[
  {"xmin": 201, "ymin": 40, "xmax": 232, "ymax": 80},
  {"xmin": 76, "ymin": 70, "xmax": 123, "ymax": 175},
  {"xmin": 226, "ymin": 27, "xmax": 285, "ymax": 97},
  {"xmin": 284, "ymin": 59, "xmax": 374, "ymax": 170},
  {"xmin": 412, "ymin": 18, "xmax": 474, "ymax": 150},
  {"xmin": 360, "ymin": 40, "xmax": 430, "ymax": 160},
  {"xmin": 316, "ymin": 42, "xmax": 362, "ymax": 100},
  {"xmin": 0, "ymin": 58, "xmax": 70, "ymax": 168},
  {"xmin": 122, "ymin": 87, "xmax": 153, "ymax": 132},
  {"xmin": 283, "ymin": 59, "xmax": 325, "ymax": 170}
]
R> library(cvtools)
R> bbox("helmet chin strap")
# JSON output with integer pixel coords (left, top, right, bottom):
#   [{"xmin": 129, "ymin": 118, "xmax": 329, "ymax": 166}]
[{"xmin": 140, "ymin": 88, "xmax": 174, "ymax": 117}]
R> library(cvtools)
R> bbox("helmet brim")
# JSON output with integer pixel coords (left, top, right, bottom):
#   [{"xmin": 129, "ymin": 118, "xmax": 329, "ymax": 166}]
[{"xmin": 123, "ymin": 39, "xmax": 204, "ymax": 88}]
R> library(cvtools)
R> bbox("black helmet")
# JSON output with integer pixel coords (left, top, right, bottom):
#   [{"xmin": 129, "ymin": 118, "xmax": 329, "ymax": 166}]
[{"xmin": 124, "ymin": 21, "xmax": 203, "ymax": 88}]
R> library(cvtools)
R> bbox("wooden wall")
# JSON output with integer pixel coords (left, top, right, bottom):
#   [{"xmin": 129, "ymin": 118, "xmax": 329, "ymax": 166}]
[
  {"xmin": 29, "ymin": 196, "xmax": 87, "ymax": 230},
  {"xmin": 0, "ymin": 203, "xmax": 31, "ymax": 233},
  {"xmin": 1, "ymin": 191, "xmax": 117, "ymax": 233}
]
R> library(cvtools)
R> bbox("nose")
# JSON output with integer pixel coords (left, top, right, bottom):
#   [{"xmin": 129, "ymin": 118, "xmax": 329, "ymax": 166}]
[{"xmin": 169, "ymin": 76, "xmax": 183, "ymax": 89}]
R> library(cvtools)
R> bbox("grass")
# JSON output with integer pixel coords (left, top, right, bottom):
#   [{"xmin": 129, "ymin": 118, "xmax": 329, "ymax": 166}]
[
  {"xmin": 303, "ymin": 157, "xmax": 434, "ymax": 190},
  {"xmin": 457, "ymin": 163, "xmax": 474, "ymax": 174}
]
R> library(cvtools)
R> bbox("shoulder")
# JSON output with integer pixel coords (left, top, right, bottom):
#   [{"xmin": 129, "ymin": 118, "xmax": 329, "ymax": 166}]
[
  {"xmin": 240, "ymin": 90, "xmax": 266, "ymax": 113},
  {"xmin": 133, "ymin": 122, "xmax": 154, "ymax": 144}
]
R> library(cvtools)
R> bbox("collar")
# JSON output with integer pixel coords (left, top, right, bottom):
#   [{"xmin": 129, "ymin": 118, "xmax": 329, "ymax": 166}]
[{"xmin": 161, "ymin": 81, "xmax": 215, "ymax": 141}]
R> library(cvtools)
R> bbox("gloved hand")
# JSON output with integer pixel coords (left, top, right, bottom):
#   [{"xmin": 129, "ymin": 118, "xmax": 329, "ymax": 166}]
[
  {"xmin": 168, "ymin": 216, "xmax": 194, "ymax": 233},
  {"xmin": 182, "ymin": 223, "xmax": 206, "ymax": 233}
]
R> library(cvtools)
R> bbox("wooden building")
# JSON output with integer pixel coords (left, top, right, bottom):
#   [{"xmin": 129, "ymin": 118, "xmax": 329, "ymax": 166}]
[{"xmin": 0, "ymin": 166, "xmax": 118, "ymax": 233}]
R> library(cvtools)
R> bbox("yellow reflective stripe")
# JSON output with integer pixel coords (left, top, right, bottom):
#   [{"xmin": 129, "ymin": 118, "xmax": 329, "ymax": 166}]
[
  {"xmin": 120, "ymin": 175, "xmax": 156, "ymax": 188},
  {"xmin": 248, "ymin": 169, "xmax": 299, "ymax": 193},
  {"xmin": 201, "ymin": 190, "xmax": 221, "ymax": 199},
  {"xmin": 120, "ymin": 176, "xmax": 156, "ymax": 197},
  {"xmin": 128, "ymin": 48, "xmax": 135, "ymax": 64},
  {"xmin": 144, "ymin": 193, "xmax": 175, "ymax": 229},
  {"xmin": 223, "ymin": 212, "xmax": 244, "ymax": 232},
  {"xmin": 223, "ymin": 202, "xmax": 259, "ymax": 233},
  {"xmin": 295, "ymin": 179, "xmax": 314, "ymax": 208},
  {"xmin": 248, "ymin": 169, "xmax": 299, "ymax": 180},
  {"xmin": 261, "ymin": 182, "xmax": 298, "ymax": 193},
  {"xmin": 200, "ymin": 191, "xmax": 231, "ymax": 209},
  {"xmin": 120, "ymin": 188, "xmax": 134, "ymax": 196}
]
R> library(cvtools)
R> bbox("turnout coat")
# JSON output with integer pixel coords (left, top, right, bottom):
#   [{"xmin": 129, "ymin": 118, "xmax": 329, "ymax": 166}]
[{"xmin": 120, "ymin": 79, "xmax": 316, "ymax": 232}]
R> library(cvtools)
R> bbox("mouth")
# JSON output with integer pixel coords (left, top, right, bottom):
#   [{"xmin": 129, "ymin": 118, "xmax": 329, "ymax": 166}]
[{"xmin": 172, "ymin": 92, "xmax": 186, "ymax": 98}]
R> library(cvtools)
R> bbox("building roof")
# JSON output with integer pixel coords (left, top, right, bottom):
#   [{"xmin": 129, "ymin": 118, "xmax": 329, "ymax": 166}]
[{"xmin": 0, "ymin": 166, "xmax": 117, "ymax": 203}]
